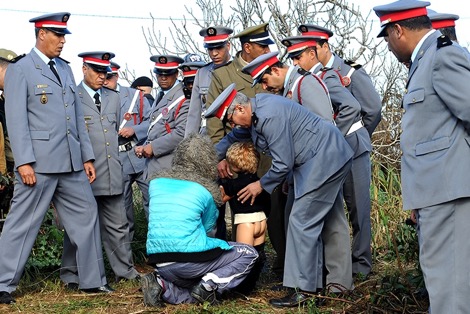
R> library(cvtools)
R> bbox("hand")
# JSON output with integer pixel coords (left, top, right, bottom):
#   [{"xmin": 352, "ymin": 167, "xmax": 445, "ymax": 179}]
[
  {"xmin": 83, "ymin": 161, "xmax": 96, "ymax": 183},
  {"xmin": 237, "ymin": 180, "xmax": 262, "ymax": 205},
  {"xmin": 118, "ymin": 127, "xmax": 135, "ymax": 138},
  {"xmin": 18, "ymin": 164, "xmax": 36, "ymax": 186},
  {"xmin": 219, "ymin": 185, "xmax": 232, "ymax": 203},
  {"xmin": 410, "ymin": 209, "xmax": 417, "ymax": 224},
  {"xmin": 142, "ymin": 144, "xmax": 153, "ymax": 158},
  {"xmin": 217, "ymin": 159, "xmax": 233, "ymax": 178},
  {"xmin": 134, "ymin": 145, "xmax": 144, "ymax": 158}
]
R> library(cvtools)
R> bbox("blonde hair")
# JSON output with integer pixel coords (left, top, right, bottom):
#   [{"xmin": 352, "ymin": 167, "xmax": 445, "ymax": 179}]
[{"xmin": 226, "ymin": 142, "xmax": 259, "ymax": 174}]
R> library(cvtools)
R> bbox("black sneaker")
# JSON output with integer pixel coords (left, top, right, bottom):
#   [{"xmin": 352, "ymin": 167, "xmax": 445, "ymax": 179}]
[
  {"xmin": 190, "ymin": 283, "xmax": 217, "ymax": 305},
  {"xmin": 0, "ymin": 291, "xmax": 15, "ymax": 304},
  {"xmin": 141, "ymin": 272, "xmax": 163, "ymax": 307}
]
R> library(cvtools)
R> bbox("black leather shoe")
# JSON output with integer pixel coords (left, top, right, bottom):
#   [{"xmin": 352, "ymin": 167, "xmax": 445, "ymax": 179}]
[
  {"xmin": 190, "ymin": 283, "xmax": 217, "ymax": 305},
  {"xmin": 81, "ymin": 284, "xmax": 115, "ymax": 294},
  {"xmin": 65, "ymin": 282, "xmax": 79, "ymax": 291},
  {"xmin": 269, "ymin": 291, "xmax": 314, "ymax": 308},
  {"xmin": 141, "ymin": 272, "xmax": 164, "ymax": 307},
  {"xmin": 0, "ymin": 291, "xmax": 15, "ymax": 304},
  {"xmin": 270, "ymin": 283, "xmax": 293, "ymax": 292}
]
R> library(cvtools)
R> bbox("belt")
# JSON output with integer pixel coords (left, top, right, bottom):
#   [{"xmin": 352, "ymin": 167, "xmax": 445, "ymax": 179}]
[
  {"xmin": 118, "ymin": 140, "xmax": 136, "ymax": 152},
  {"xmin": 346, "ymin": 120, "xmax": 364, "ymax": 136}
]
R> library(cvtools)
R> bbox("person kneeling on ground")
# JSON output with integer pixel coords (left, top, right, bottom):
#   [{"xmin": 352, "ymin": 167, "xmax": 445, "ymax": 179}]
[
  {"xmin": 219, "ymin": 142, "xmax": 269, "ymax": 294},
  {"xmin": 141, "ymin": 133, "xmax": 258, "ymax": 306}
]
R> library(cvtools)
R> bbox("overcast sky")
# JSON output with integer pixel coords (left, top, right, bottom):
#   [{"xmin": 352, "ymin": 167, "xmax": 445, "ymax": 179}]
[{"xmin": 1, "ymin": 0, "xmax": 469, "ymax": 89}]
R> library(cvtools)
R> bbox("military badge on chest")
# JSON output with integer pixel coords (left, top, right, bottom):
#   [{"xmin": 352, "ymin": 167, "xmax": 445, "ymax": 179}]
[
  {"xmin": 124, "ymin": 112, "xmax": 132, "ymax": 121},
  {"xmin": 40, "ymin": 94, "xmax": 48, "ymax": 104},
  {"xmin": 161, "ymin": 107, "xmax": 169, "ymax": 121}
]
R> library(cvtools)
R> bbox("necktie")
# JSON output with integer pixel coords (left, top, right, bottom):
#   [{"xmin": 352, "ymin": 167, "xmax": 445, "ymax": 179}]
[
  {"xmin": 156, "ymin": 91, "xmax": 165, "ymax": 105},
  {"xmin": 94, "ymin": 92, "xmax": 101, "ymax": 111},
  {"xmin": 48, "ymin": 60, "xmax": 61, "ymax": 84}
]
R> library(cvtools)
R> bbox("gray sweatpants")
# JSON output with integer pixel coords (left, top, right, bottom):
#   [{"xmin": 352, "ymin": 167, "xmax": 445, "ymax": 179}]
[{"xmin": 156, "ymin": 242, "xmax": 258, "ymax": 304}]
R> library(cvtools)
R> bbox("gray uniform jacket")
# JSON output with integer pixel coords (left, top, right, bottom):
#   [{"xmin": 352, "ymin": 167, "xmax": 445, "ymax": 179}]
[
  {"xmin": 283, "ymin": 66, "xmax": 333, "ymax": 121},
  {"xmin": 146, "ymin": 82, "xmax": 188, "ymax": 179},
  {"xmin": 206, "ymin": 52, "xmax": 266, "ymax": 144},
  {"xmin": 331, "ymin": 54, "xmax": 382, "ymax": 137},
  {"xmin": 401, "ymin": 31, "xmax": 470, "ymax": 210},
  {"xmin": 79, "ymin": 83, "xmax": 123, "ymax": 196},
  {"xmin": 312, "ymin": 63, "xmax": 371, "ymax": 158},
  {"xmin": 117, "ymin": 85, "xmax": 151, "ymax": 175},
  {"xmin": 5, "ymin": 49, "xmax": 95, "ymax": 171},
  {"xmin": 216, "ymin": 94, "xmax": 353, "ymax": 196},
  {"xmin": 185, "ymin": 63, "xmax": 214, "ymax": 136}
]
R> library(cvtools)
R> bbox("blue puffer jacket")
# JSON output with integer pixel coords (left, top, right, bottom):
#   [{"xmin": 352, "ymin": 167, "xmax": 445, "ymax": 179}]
[{"xmin": 147, "ymin": 177, "xmax": 232, "ymax": 260}]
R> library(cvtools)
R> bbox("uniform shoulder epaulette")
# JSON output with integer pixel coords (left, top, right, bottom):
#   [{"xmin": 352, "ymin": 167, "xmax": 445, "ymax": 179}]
[
  {"xmin": 297, "ymin": 67, "xmax": 310, "ymax": 76},
  {"xmin": 344, "ymin": 60, "xmax": 362, "ymax": 70},
  {"xmin": 9, "ymin": 54, "xmax": 26, "ymax": 63},
  {"xmin": 320, "ymin": 66, "xmax": 333, "ymax": 72},
  {"xmin": 56, "ymin": 56, "xmax": 70, "ymax": 64},
  {"xmin": 437, "ymin": 35, "xmax": 453, "ymax": 48}
]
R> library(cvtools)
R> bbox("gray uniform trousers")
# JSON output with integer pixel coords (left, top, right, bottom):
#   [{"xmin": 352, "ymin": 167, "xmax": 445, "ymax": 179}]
[
  {"xmin": 284, "ymin": 160, "xmax": 351, "ymax": 292},
  {"xmin": 416, "ymin": 198, "xmax": 470, "ymax": 314},
  {"xmin": 284, "ymin": 161, "xmax": 352, "ymax": 292},
  {"xmin": 343, "ymin": 129, "xmax": 372, "ymax": 276},
  {"xmin": 156, "ymin": 242, "xmax": 258, "ymax": 304},
  {"xmin": 123, "ymin": 171, "xmax": 149, "ymax": 240},
  {"xmin": 0, "ymin": 171, "xmax": 107, "ymax": 291}
]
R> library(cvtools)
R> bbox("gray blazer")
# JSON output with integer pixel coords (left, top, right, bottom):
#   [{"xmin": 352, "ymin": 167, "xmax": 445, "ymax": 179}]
[
  {"xmin": 78, "ymin": 83, "xmax": 123, "ymax": 196},
  {"xmin": 283, "ymin": 66, "xmax": 333, "ymax": 121},
  {"xmin": 331, "ymin": 54, "xmax": 382, "ymax": 136},
  {"xmin": 401, "ymin": 31, "xmax": 470, "ymax": 210},
  {"xmin": 312, "ymin": 63, "xmax": 371, "ymax": 158},
  {"xmin": 185, "ymin": 63, "xmax": 214, "ymax": 136},
  {"xmin": 5, "ymin": 49, "xmax": 95, "ymax": 172},
  {"xmin": 117, "ymin": 85, "xmax": 151, "ymax": 175},
  {"xmin": 216, "ymin": 94, "xmax": 353, "ymax": 196},
  {"xmin": 146, "ymin": 82, "xmax": 188, "ymax": 178}
]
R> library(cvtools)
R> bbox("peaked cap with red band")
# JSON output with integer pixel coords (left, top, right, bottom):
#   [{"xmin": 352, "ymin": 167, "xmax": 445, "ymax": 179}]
[
  {"xmin": 205, "ymin": 83, "xmax": 237, "ymax": 120},
  {"xmin": 199, "ymin": 26, "xmax": 233, "ymax": 49},
  {"xmin": 241, "ymin": 51, "xmax": 280, "ymax": 87},
  {"xmin": 373, "ymin": 0, "xmax": 430, "ymax": 38},
  {"xmin": 78, "ymin": 51, "xmax": 115, "ymax": 73},
  {"xmin": 29, "ymin": 12, "xmax": 71, "ymax": 35},
  {"xmin": 298, "ymin": 24, "xmax": 333, "ymax": 40},
  {"xmin": 282, "ymin": 35, "xmax": 318, "ymax": 59},
  {"xmin": 427, "ymin": 9, "xmax": 459, "ymax": 30},
  {"xmin": 108, "ymin": 61, "xmax": 120, "ymax": 74},
  {"xmin": 150, "ymin": 55, "xmax": 184, "ymax": 75}
]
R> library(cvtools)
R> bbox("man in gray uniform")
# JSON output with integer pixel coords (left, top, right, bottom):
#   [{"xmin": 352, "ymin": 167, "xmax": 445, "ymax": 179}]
[
  {"xmin": 427, "ymin": 9, "xmax": 470, "ymax": 57},
  {"xmin": 184, "ymin": 26, "xmax": 233, "ymax": 137},
  {"xmin": 61, "ymin": 52, "xmax": 139, "ymax": 286},
  {"xmin": 299, "ymin": 24, "xmax": 382, "ymax": 277},
  {"xmin": 243, "ymin": 51, "xmax": 356, "ymax": 293},
  {"xmin": 134, "ymin": 55, "xmax": 187, "ymax": 180},
  {"xmin": 373, "ymin": 1, "xmax": 470, "ymax": 312},
  {"xmin": 0, "ymin": 13, "xmax": 109, "ymax": 304},
  {"xmin": 104, "ymin": 61, "xmax": 151, "ymax": 241},
  {"xmin": 206, "ymin": 84, "xmax": 353, "ymax": 307}
]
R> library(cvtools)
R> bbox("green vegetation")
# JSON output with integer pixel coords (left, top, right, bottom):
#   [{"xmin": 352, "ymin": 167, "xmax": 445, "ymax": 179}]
[{"xmin": 0, "ymin": 161, "xmax": 429, "ymax": 313}]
